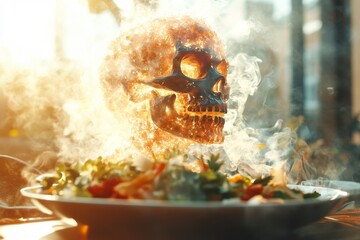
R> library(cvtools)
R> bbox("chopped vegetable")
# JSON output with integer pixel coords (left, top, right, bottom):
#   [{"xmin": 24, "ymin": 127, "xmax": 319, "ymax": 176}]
[{"xmin": 37, "ymin": 151, "xmax": 320, "ymax": 202}]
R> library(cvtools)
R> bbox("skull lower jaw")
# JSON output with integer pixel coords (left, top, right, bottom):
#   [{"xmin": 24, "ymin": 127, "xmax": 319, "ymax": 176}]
[{"xmin": 150, "ymin": 92, "xmax": 225, "ymax": 144}]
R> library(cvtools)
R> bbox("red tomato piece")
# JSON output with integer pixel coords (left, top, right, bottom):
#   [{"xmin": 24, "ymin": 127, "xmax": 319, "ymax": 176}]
[
  {"xmin": 153, "ymin": 163, "xmax": 166, "ymax": 177},
  {"xmin": 87, "ymin": 178, "xmax": 123, "ymax": 198},
  {"xmin": 241, "ymin": 184, "xmax": 264, "ymax": 201}
]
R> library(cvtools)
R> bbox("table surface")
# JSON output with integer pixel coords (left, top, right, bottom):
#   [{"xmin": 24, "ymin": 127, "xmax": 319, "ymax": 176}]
[{"xmin": 0, "ymin": 208, "xmax": 359, "ymax": 240}]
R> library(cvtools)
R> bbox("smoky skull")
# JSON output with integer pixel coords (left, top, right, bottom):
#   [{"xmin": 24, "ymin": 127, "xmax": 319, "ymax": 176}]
[
  {"xmin": 148, "ymin": 43, "xmax": 229, "ymax": 143},
  {"xmin": 101, "ymin": 16, "xmax": 229, "ymax": 150}
]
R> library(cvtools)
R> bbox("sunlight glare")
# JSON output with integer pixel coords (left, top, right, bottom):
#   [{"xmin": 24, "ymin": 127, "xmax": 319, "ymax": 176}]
[{"xmin": 0, "ymin": 0, "xmax": 56, "ymax": 64}]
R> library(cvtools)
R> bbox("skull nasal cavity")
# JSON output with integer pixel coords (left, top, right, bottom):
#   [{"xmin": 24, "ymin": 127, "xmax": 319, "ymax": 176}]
[
  {"xmin": 212, "ymin": 78, "xmax": 224, "ymax": 93},
  {"xmin": 180, "ymin": 54, "xmax": 207, "ymax": 79}
]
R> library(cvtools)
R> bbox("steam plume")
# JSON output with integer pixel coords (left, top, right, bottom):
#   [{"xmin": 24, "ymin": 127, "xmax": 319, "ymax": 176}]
[{"xmin": 0, "ymin": 0, "xmax": 345, "ymax": 184}]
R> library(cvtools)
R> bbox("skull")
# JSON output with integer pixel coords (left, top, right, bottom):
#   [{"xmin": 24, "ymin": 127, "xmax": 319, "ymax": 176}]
[{"xmin": 101, "ymin": 16, "xmax": 229, "ymax": 155}]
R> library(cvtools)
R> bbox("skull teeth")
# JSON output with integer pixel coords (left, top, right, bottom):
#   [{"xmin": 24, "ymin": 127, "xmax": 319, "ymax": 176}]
[
  {"xmin": 185, "ymin": 115, "xmax": 225, "ymax": 126},
  {"xmin": 186, "ymin": 104, "xmax": 227, "ymax": 116},
  {"xmin": 150, "ymin": 91, "xmax": 225, "ymax": 144}
]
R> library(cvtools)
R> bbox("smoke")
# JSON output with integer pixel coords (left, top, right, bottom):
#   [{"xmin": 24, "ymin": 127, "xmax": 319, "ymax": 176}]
[
  {"xmin": 0, "ymin": 1, "xmax": 280, "ymax": 173},
  {"xmin": 0, "ymin": 0, "xmax": 346, "ymax": 185},
  {"xmin": 0, "ymin": 59, "xmax": 130, "ymax": 168}
]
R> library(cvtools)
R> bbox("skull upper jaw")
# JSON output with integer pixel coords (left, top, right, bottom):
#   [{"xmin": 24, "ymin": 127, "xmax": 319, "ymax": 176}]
[{"xmin": 150, "ymin": 91, "xmax": 226, "ymax": 144}]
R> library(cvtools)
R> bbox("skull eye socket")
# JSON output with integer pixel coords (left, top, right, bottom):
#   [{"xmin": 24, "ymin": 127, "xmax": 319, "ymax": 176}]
[
  {"xmin": 180, "ymin": 53, "xmax": 208, "ymax": 79},
  {"xmin": 216, "ymin": 60, "xmax": 228, "ymax": 76}
]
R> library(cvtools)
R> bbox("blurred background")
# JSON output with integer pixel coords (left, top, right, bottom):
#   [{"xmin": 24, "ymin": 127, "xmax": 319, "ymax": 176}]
[{"xmin": 0, "ymin": 0, "xmax": 359, "ymax": 182}]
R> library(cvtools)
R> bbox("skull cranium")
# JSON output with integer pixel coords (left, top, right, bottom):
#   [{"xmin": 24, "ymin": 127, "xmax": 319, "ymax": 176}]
[{"xmin": 101, "ymin": 16, "xmax": 229, "ymax": 155}]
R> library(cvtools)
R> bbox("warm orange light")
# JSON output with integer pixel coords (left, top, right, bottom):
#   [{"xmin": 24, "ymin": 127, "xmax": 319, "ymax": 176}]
[
  {"xmin": 8, "ymin": 129, "xmax": 19, "ymax": 137},
  {"xmin": 216, "ymin": 60, "xmax": 228, "ymax": 76},
  {"xmin": 180, "ymin": 54, "xmax": 207, "ymax": 79}
]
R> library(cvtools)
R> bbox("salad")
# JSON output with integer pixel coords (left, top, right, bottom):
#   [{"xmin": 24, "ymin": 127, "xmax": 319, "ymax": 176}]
[{"xmin": 36, "ymin": 149, "xmax": 320, "ymax": 202}]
